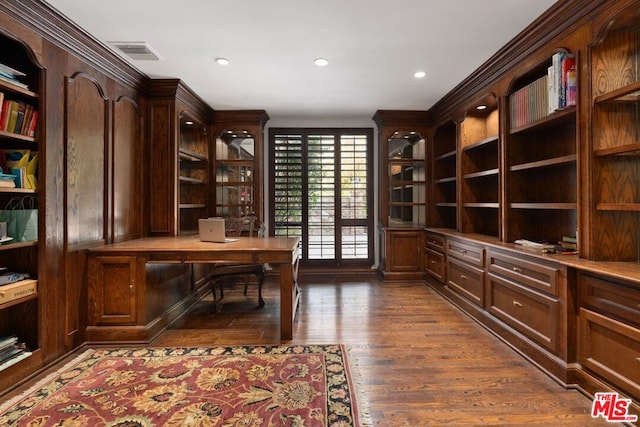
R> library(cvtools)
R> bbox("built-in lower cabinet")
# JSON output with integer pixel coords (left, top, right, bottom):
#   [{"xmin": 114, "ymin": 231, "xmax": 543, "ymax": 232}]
[
  {"xmin": 88, "ymin": 256, "xmax": 141, "ymax": 326},
  {"xmin": 486, "ymin": 249, "xmax": 563, "ymax": 354},
  {"xmin": 445, "ymin": 237, "xmax": 485, "ymax": 308},
  {"xmin": 578, "ymin": 272, "xmax": 640, "ymax": 405},
  {"xmin": 425, "ymin": 232, "xmax": 445, "ymax": 283},
  {"xmin": 425, "ymin": 230, "xmax": 640, "ymax": 418},
  {"xmin": 86, "ymin": 255, "xmax": 198, "ymax": 343},
  {"xmin": 379, "ymin": 228, "xmax": 423, "ymax": 281}
]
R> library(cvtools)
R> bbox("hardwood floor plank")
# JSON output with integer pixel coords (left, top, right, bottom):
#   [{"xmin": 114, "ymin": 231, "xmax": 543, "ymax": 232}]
[{"xmin": 153, "ymin": 274, "xmax": 623, "ymax": 426}]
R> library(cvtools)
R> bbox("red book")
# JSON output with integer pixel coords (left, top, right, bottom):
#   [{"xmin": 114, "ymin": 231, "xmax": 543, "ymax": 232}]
[
  {"xmin": 26, "ymin": 110, "xmax": 38, "ymax": 137},
  {"xmin": 0, "ymin": 99, "xmax": 9, "ymax": 131}
]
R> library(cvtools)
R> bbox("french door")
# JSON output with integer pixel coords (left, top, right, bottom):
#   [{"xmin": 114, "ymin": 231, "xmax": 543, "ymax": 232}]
[{"xmin": 269, "ymin": 128, "xmax": 373, "ymax": 266}]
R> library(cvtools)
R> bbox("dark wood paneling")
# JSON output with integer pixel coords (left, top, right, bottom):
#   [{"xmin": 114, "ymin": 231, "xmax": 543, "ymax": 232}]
[
  {"xmin": 145, "ymin": 264, "xmax": 192, "ymax": 321},
  {"xmin": 113, "ymin": 96, "xmax": 143, "ymax": 242},
  {"xmin": 65, "ymin": 72, "xmax": 107, "ymax": 249},
  {"xmin": 148, "ymin": 102, "xmax": 175, "ymax": 234}
]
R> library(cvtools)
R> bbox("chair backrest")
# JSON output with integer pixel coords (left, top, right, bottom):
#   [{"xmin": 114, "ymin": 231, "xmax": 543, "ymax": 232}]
[{"xmin": 224, "ymin": 216, "xmax": 256, "ymax": 237}]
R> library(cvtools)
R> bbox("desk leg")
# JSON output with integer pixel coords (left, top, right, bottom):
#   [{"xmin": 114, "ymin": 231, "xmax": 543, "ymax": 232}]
[{"xmin": 279, "ymin": 257, "xmax": 300, "ymax": 341}]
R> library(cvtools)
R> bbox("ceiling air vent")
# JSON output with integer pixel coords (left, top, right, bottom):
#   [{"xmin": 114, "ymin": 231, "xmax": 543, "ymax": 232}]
[{"xmin": 108, "ymin": 41, "xmax": 162, "ymax": 61}]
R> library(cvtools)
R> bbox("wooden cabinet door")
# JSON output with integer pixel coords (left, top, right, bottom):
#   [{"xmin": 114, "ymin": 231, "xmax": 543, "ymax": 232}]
[
  {"xmin": 88, "ymin": 256, "xmax": 139, "ymax": 325},
  {"xmin": 386, "ymin": 230, "xmax": 423, "ymax": 272}
]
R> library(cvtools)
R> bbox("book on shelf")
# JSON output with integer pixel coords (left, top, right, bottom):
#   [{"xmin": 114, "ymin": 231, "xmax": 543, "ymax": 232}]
[
  {"xmin": 0, "ymin": 97, "xmax": 38, "ymax": 136},
  {"xmin": 0, "ymin": 346, "xmax": 23, "ymax": 363},
  {"xmin": 0, "ymin": 349, "xmax": 31, "ymax": 371},
  {"xmin": 0, "ymin": 167, "xmax": 15, "ymax": 188},
  {"xmin": 0, "ymin": 63, "xmax": 26, "ymax": 78},
  {"xmin": 514, "ymin": 238, "xmax": 560, "ymax": 250},
  {"xmin": 0, "ymin": 336, "xmax": 18, "ymax": 352},
  {"xmin": 0, "ymin": 272, "xmax": 29, "ymax": 286},
  {"xmin": 551, "ymin": 51, "xmax": 576, "ymax": 111},
  {"xmin": 4, "ymin": 150, "xmax": 38, "ymax": 189},
  {"xmin": 0, "ymin": 62, "xmax": 28, "ymax": 90},
  {"xmin": 510, "ymin": 52, "xmax": 577, "ymax": 128},
  {"xmin": 0, "ymin": 278, "xmax": 37, "ymax": 304},
  {"xmin": 0, "ymin": 339, "xmax": 32, "ymax": 372},
  {"xmin": 510, "ymin": 74, "xmax": 549, "ymax": 128}
]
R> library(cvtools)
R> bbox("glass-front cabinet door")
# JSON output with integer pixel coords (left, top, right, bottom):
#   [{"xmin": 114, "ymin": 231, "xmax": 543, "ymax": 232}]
[
  {"xmin": 214, "ymin": 131, "xmax": 256, "ymax": 217},
  {"xmin": 387, "ymin": 131, "xmax": 426, "ymax": 226}
]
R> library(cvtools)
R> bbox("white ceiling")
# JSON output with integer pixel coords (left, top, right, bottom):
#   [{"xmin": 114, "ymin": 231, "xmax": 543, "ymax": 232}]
[{"xmin": 44, "ymin": 0, "xmax": 557, "ymax": 119}]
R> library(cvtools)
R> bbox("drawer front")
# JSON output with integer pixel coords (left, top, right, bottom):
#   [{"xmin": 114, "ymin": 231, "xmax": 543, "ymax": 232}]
[
  {"xmin": 487, "ymin": 250, "xmax": 560, "ymax": 296},
  {"xmin": 446, "ymin": 239, "xmax": 484, "ymax": 268},
  {"xmin": 487, "ymin": 273, "xmax": 559, "ymax": 353},
  {"xmin": 425, "ymin": 247, "xmax": 445, "ymax": 282},
  {"xmin": 425, "ymin": 232, "xmax": 445, "ymax": 252},
  {"xmin": 447, "ymin": 258, "xmax": 484, "ymax": 307},
  {"xmin": 579, "ymin": 272, "xmax": 640, "ymax": 328},
  {"xmin": 579, "ymin": 308, "xmax": 640, "ymax": 400}
]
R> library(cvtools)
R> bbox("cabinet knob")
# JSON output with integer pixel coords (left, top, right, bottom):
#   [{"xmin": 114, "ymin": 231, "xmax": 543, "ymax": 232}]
[
  {"xmin": 460, "ymin": 274, "xmax": 467, "ymax": 280},
  {"xmin": 513, "ymin": 300, "xmax": 523, "ymax": 307},
  {"xmin": 430, "ymin": 260, "xmax": 436, "ymax": 264},
  {"xmin": 512, "ymin": 267, "xmax": 523, "ymax": 274}
]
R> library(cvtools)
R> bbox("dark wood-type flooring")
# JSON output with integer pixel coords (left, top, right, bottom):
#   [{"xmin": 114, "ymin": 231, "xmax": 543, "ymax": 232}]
[{"xmin": 152, "ymin": 273, "xmax": 621, "ymax": 426}]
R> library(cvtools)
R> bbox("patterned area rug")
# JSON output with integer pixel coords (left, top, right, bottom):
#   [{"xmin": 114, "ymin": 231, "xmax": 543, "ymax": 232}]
[{"xmin": 0, "ymin": 344, "xmax": 369, "ymax": 426}]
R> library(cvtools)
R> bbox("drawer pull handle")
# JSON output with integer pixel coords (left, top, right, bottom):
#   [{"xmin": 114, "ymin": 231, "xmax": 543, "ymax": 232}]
[
  {"xmin": 460, "ymin": 274, "xmax": 467, "ymax": 280},
  {"xmin": 512, "ymin": 267, "xmax": 523, "ymax": 273},
  {"xmin": 460, "ymin": 250, "xmax": 467, "ymax": 254},
  {"xmin": 513, "ymin": 300, "xmax": 523, "ymax": 307}
]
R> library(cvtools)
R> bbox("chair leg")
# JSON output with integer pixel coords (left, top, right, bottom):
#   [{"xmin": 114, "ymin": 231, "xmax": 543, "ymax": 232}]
[
  {"xmin": 257, "ymin": 272, "xmax": 265, "ymax": 308},
  {"xmin": 210, "ymin": 279, "xmax": 221, "ymax": 313}
]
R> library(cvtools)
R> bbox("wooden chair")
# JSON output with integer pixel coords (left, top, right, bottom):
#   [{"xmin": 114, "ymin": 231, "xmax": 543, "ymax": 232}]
[{"xmin": 209, "ymin": 216, "xmax": 266, "ymax": 311}]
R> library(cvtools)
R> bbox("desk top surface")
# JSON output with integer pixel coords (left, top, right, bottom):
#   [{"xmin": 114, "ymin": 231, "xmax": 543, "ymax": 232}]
[{"xmin": 88, "ymin": 235, "xmax": 301, "ymax": 255}]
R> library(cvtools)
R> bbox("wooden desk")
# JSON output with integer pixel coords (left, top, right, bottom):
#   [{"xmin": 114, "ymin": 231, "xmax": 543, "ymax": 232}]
[{"xmin": 86, "ymin": 235, "xmax": 301, "ymax": 341}]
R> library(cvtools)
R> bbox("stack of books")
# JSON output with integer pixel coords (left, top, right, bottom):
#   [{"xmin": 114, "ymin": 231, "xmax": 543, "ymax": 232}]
[
  {"xmin": 0, "ymin": 166, "xmax": 15, "ymax": 188},
  {"xmin": 0, "ymin": 96, "xmax": 38, "ymax": 137},
  {"xmin": 0, "ymin": 62, "xmax": 28, "ymax": 90},
  {"xmin": 0, "ymin": 336, "xmax": 31, "ymax": 372}
]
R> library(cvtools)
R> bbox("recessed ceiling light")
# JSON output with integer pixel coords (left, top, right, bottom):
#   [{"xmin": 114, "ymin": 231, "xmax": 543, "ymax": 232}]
[
  {"xmin": 314, "ymin": 58, "xmax": 329, "ymax": 67},
  {"xmin": 185, "ymin": 121, "xmax": 194, "ymax": 125},
  {"xmin": 215, "ymin": 57, "xmax": 230, "ymax": 66},
  {"xmin": 414, "ymin": 71, "xmax": 426, "ymax": 78},
  {"xmin": 476, "ymin": 105, "xmax": 487, "ymax": 110}
]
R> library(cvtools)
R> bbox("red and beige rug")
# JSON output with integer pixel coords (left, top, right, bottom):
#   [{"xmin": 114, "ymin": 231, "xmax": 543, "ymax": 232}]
[{"xmin": 0, "ymin": 344, "xmax": 369, "ymax": 426}]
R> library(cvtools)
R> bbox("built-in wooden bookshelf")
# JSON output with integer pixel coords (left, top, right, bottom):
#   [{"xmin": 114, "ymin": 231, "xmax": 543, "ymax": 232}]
[
  {"xmin": 504, "ymin": 53, "xmax": 578, "ymax": 244},
  {"xmin": 178, "ymin": 114, "xmax": 208, "ymax": 233},
  {"xmin": 590, "ymin": 5, "xmax": 640, "ymax": 261},
  {"xmin": 211, "ymin": 110, "xmax": 269, "ymax": 224},
  {"xmin": 373, "ymin": 110, "xmax": 429, "ymax": 280},
  {"xmin": 431, "ymin": 120, "xmax": 457, "ymax": 230},
  {"xmin": 460, "ymin": 94, "xmax": 500, "ymax": 237},
  {"xmin": 147, "ymin": 79, "xmax": 213, "ymax": 236},
  {"xmin": 0, "ymin": 31, "xmax": 42, "ymax": 381},
  {"xmin": 387, "ymin": 131, "xmax": 426, "ymax": 226}
]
